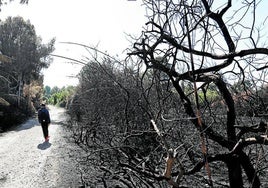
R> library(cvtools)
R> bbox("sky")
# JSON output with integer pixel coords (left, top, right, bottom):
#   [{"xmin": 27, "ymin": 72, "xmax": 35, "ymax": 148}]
[
  {"xmin": 1, "ymin": 0, "xmax": 268, "ymax": 88},
  {"xmin": 0, "ymin": 0, "xmax": 146, "ymax": 87}
]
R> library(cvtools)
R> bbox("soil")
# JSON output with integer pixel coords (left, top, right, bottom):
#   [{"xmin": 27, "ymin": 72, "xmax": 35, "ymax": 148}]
[{"xmin": 0, "ymin": 106, "xmax": 85, "ymax": 188}]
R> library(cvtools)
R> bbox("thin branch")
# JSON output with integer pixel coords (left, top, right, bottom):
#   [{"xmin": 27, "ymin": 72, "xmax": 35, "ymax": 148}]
[
  {"xmin": 236, "ymin": 121, "xmax": 268, "ymax": 139},
  {"xmin": 256, "ymin": 65, "xmax": 268, "ymax": 71},
  {"xmin": 50, "ymin": 54, "xmax": 87, "ymax": 65},
  {"xmin": 219, "ymin": 0, "xmax": 232, "ymax": 17},
  {"xmin": 151, "ymin": 120, "xmax": 184, "ymax": 187},
  {"xmin": 60, "ymin": 41, "xmax": 121, "ymax": 63},
  {"xmin": 232, "ymin": 135, "xmax": 268, "ymax": 153}
]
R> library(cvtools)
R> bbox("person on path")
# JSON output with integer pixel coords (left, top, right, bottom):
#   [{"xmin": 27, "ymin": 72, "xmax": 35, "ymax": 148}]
[{"xmin": 38, "ymin": 104, "xmax": 51, "ymax": 142}]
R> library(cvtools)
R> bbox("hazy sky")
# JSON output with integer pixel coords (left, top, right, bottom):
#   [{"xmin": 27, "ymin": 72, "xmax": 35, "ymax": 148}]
[
  {"xmin": 0, "ymin": 0, "xmax": 146, "ymax": 87},
  {"xmin": 1, "ymin": 0, "xmax": 268, "ymax": 87}
]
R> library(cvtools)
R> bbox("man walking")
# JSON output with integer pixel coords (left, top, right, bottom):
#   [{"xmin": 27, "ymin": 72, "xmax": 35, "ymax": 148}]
[{"xmin": 38, "ymin": 104, "xmax": 51, "ymax": 142}]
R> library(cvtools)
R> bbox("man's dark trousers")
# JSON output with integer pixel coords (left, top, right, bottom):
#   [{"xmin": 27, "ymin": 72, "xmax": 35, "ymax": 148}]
[{"xmin": 41, "ymin": 122, "xmax": 49, "ymax": 139}]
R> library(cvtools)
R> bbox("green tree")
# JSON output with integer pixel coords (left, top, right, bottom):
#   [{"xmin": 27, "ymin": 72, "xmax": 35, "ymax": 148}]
[
  {"xmin": 43, "ymin": 85, "xmax": 51, "ymax": 100},
  {"xmin": 46, "ymin": 86, "xmax": 75, "ymax": 107},
  {"xmin": 0, "ymin": 15, "xmax": 54, "ymax": 131},
  {"xmin": 0, "ymin": 16, "xmax": 55, "ymax": 103}
]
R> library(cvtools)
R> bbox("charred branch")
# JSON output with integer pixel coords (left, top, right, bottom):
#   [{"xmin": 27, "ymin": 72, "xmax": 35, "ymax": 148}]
[
  {"xmin": 171, "ymin": 76, "xmax": 230, "ymax": 148},
  {"xmin": 232, "ymin": 135, "xmax": 268, "ymax": 153},
  {"xmin": 201, "ymin": 0, "xmax": 235, "ymax": 52},
  {"xmin": 214, "ymin": 78, "xmax": 237, "ymax": 147},
  {"xmin": 236, "ymin": 121, "xmax": 268, "ymax": 139},
  {"xmin": 183, "ymin": 153, "xmax": 232, "ymax": 175}
]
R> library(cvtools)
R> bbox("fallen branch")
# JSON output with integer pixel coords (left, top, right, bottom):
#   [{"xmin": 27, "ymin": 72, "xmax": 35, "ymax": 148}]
[
  {"xmin": 151, "ymin": 120, "xmax": 184, "ymax": 187},
  {"xmin": 231, "ymin": 135, "xmax": 268, "ymax": 153}
]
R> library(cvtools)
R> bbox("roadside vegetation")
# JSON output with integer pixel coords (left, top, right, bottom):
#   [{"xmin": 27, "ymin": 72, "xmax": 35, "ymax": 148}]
[
  {"xmin": 43, "ymin": 85, "xmax": 75, "ymax": 107},
  {"xmin": 66, "ymin": 1, "xmax": 268, "ymax": 188},
  {"xmin": 1, "ymin": 0, "xmax": 268, "ymax": 187},
  {"xmin": 0, "ymin": 15, "xmax": 54, "ymax": 132}
]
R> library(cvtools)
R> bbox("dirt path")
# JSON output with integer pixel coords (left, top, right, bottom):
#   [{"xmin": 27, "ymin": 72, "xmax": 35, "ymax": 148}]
[{"xmin": 0, "ymin": 106, "xmax": 83, "ymax": 188}]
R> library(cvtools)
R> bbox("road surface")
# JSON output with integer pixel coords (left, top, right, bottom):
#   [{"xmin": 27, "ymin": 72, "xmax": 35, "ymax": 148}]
[{"xmin": 0, "ymin": 106, "xmax": 83, "ymax": 188}]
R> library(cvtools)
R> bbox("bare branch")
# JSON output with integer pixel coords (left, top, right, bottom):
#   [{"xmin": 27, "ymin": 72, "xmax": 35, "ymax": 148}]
[
  {"xmin": 151, "ymin": 120, "xmax": 184, "ymax": 187},
  {"xmin": 219, "ymin": 0, "xmax": 232, "ymax": 17},
  {"xmin": 236, "ymin": 121, "xmax": 268, "ymax": 139},
  {"xmin": 256, "ymin": 65, "xmax": 268, "ymax": 71},
  {"xmin": 232, "ymin": 135, "xmax": 268, "ymax": 153}
]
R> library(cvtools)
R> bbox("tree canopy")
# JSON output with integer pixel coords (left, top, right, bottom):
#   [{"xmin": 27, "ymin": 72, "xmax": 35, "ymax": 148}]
[
  {"xmin": 0, "ymin": 16, "xmax": 54, "ymax": 95},
  {"xmin": 0, "ymin": 16, "xmax": 54, "ymax": 131}
]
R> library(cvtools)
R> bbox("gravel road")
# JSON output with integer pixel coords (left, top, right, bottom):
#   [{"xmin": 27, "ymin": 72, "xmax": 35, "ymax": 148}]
[{"xmin": 0, "ymin": 106, "xmax": 84, "ymax": 188}]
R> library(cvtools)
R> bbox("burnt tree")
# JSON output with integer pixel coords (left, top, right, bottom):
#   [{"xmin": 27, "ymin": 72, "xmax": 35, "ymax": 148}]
[{"xmin": 128, "ymin": 0, "xmax": 268, "ymax": 187}]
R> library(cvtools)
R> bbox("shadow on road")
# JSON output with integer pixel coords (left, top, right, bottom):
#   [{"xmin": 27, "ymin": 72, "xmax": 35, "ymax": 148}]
[
  {"xmin": 37, "ymin": 141, "xmax": 52, "ymax": 150},
  {"xmin": 16, "ymin": 118, "xmax": 39, "ymax": 132}
]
